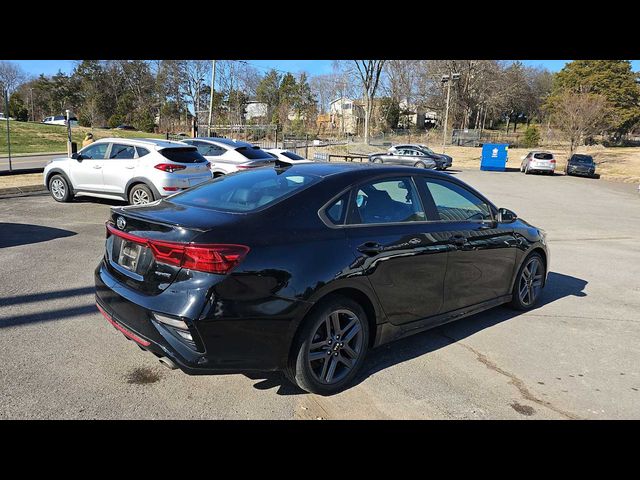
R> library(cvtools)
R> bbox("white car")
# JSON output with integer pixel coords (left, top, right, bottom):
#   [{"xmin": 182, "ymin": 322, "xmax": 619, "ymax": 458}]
[
  {"xmin": 43, "ymin": 138, "xmax": 212, "ymax": 205},
  {"xmin": 181, "ymin": 137, "xmax": 276, "ymax": 176},
  {"xmin": 43, "ymin": 115, "xmax": 79, "ymax": 126},
  {"xmin": 264, "ymin": 148, "xmax": 314, "ymax": 164},
  {"xmin": 520, "ymin": 151, "xmax": 556, "ymax": 175},
  {"xmin": 0, "ymin": 113, "xmax": 14, "ymax": 121}
]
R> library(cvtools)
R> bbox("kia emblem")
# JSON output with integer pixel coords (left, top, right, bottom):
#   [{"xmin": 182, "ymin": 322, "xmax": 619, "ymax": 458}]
[{"xmin": 116, "ymin": 216, "xmax": 126, "ymax": 230}]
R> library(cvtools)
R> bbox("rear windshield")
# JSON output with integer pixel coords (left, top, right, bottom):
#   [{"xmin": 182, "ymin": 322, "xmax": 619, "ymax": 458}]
[
  {"xmin": 170, "ymin": 168, "xmax": 320, "ymax": 212},
  {"xmin": 235, "ymin": 146, "xmax": 274, "ymax": 160},
  {"xmin": 533, "ymin": 153, "xmax": 554, "ymax": 160},
  {"xmin": 572, "ymin": 155, "xmax": 594, "ymax": 164},
  {"xmin": 281, "ymin": 151, "xmax": 305, "ymax": 160},
  {"xmin": 160, "ymin": 147, "xmax": 207, "ymax": 163}
]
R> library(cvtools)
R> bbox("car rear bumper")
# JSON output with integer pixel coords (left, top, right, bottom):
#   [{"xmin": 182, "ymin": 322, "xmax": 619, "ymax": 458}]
[
  {"xmin": 530, "ymin": 164, "xmax": 555, "ymax": 172},
  {"xmin": 95, "ymin": 260, "xmax": 307, "ymax": 374}
]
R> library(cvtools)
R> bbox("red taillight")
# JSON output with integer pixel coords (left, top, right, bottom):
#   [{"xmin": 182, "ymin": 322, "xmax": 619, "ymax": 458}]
[
  {"xmin": 162, "ymin": 186, "xmax": 180, "ymax": 191},
  {"xmin": 106, "ymin": 223, "xmax": 249, "ymax": 274},
  {"xmin": 550, "ymin": 159, "xmax": 556, "ymax": 163},
  {"xmin": 236, "ymin": 165, "xmax": 251, "ymax": 169},
  {"xmin": 154, "ymin": 163, "xmax": 186, "ymax": 173}
]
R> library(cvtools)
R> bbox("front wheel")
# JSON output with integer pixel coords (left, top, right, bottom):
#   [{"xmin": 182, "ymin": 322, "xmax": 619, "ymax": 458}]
[
  {"xmin": 510, "ymin": 252, "xmax": 545, "ymax": 310},
  {"xmin": 373, "ymin": 157, "xmax": 383, "ymax": 164},
  {"xmin": 49, "ymin": 174, "xmax": 73, "ymax": 202},
  {"xmin": 286, "ymin": 295, "xmax": 369, "ymax": 395},
  {"xmin": 414, "ymin": 161, "xmax": 427, "ymax": 168}
]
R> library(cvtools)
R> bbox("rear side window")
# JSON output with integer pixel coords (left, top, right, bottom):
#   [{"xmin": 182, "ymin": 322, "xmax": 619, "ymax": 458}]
[
  {"xmin": 325, "ymin": 194, "xmax": 348, "ymax": 225},
  {"xmin": 194, "ymin": 142, "xmax": 225, "ymax": 157},
  {"xmin": 160, "ymin": 147, "xmax": 206, "ymax": 163},
  {"xmin": 136, "ymin": 147, "xmax": 150, "ymax": 157},
  {"xmin": 236, "ymin": 146, "xmax": 273, "ymax": 160},
  {"xmin": 348, "ymin": 177, "xmax": 425, "ymax": 225},
  {"xmin": 281, "ymin": 151, "xmax": 305, "ymax": 161},
  {"xmin": 109, "ymin": 143, "xmax": 136, "ymax": 159},
  {"xmin": 170, "ymin": 168, "xmax": 320, "ymax": 212},
  {"xmin": 533, "ymin": 153, "xmax": 553, "ymax": 160}
]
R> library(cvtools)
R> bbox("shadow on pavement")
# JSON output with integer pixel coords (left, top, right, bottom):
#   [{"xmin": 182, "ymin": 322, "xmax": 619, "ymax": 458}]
[
  {"xmin": 0, "ymin": 285, "xmax": 97, "ymax": 329},
  {"xmin": 0, "ymin": 223, "xmax": 77, "ymax": 248},
  {"xmin": 246, "ymin": 271, "xmax": 587, "ymax": 396}
]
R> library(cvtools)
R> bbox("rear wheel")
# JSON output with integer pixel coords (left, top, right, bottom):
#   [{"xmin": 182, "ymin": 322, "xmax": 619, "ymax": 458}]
[
  {"xmin": 128, "ymin": 184, "xmax": 154, "ymax": 205},
  {"xmin": 414, "ymin": 161, "xmax": 427, "ymax": 168},
  {"xmin": 510, "ymin": 252, "xmax": 545, "ymax": 310},
  {"xmin": 286, "ymin": 295, "xmax": 369, "ymax": 395},
  {"xmin": 373, "ymin": 157, "xmax": 383, "ymax": 164},
  {"xmin": 49, "ymin": 174, "xmax": 73, "ymax": 202}
]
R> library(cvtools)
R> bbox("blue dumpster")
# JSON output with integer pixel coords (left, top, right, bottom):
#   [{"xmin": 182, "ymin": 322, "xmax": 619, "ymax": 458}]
[{"xmin": 480, "ymin": 143, "xmax": 509, "ymax": 171}]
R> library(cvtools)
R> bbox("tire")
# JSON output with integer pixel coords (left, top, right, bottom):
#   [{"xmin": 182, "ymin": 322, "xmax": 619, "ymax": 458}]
[
  {"xmin": 524, "ymin": 164, "xmax": 530, "ymax": 174},
  {"xmin": 509, "ymin": 252, "xmax": 545, "ymax": 311},
  {"xmin": 285, "ymin": 294, "xmax": 370, "ymax": 395},
  {"xmin": 373, "ymin": 158, "xmax": 383, "ymax": 164},
  {"xmin": 128, "ymin": 183, "xmax": 154, "ymax": 205},
  {"xmin": 414, "ymin": 161, "xmax": 427, "ymax": 169},
  {"xmin": 49, "ymin": 174, "xmax": 73, "ymax": 202}
]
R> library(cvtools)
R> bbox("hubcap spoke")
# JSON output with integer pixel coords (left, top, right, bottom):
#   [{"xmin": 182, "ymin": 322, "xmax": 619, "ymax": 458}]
[
  {"xmin": 309, "ymin": 350, "xmax": 328, "ymax": 362},
  {"xmin": 342, "ymin": 344, "xmax": 358, "ymax": 359},
  {"xmin": 325, "ymin": 356, "xmax": 338, "ymax": 383},
  {"xmin": 342, "ymin": 322, "xmax": 361, "ymax": 344},
  {"xmin": 338, "ymin": 354, "xmax": 353, "ymax": 369},
  {"xmin": 330, "ymin": 312, "xmax": 341, "ymax": 335}
]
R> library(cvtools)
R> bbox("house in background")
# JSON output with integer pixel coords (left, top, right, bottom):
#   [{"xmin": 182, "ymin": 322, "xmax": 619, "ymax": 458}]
[
  {"xmin": 329, "ymin": 97, "xmax": 364, "ymax": 135},
  {"xmin": 397, "ymin": 98, "xmax": 439, "ymax": 130},
  {"xmin": 244, "ymin": 99, "xmax": 269, "ymax": 122}
]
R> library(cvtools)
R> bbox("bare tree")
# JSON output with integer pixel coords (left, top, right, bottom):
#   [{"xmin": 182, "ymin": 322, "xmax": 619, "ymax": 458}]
[
  {"xmin": 339, "ymin": 60, "xmax": 385, "ymax": 144},
  {"xmin": 0, "ymin": 61, "xmax": 26, "ymax": 94},
  {"xmin": 553, "ymin": 91, "xmax": 609, "ymax": 157}
]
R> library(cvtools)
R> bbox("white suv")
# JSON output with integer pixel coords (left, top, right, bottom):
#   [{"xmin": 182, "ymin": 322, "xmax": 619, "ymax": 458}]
[
  {"xmin": 181, "ymin": 137, "xmax": 275, "ymax": 176},
  {"xmin": 43, "ymin": 138, "xmax": 213, "ymax": 205}
]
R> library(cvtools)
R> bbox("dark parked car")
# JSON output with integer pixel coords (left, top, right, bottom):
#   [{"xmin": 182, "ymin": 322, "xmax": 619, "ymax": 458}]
[
  {"xmin": 95, "ymin": 163, "xmax": 549, "ymax": 395},
  {"xmin": 115, "ymin": 124, "xmax": 136, "ymax": 130},
  {"xmin": 370, "ymin": 144, "xmax": 452, "ymax": 170},
  {"xmin": 565, "ymin": 154, "xmax": 597, "ymax": 177}
]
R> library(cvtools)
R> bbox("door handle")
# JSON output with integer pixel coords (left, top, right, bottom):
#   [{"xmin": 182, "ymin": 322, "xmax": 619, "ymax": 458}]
[
  {"xmin": 92, "ymin": 165, "xmax": 102, "ymax": 169},
  {"xmin": 449, "ymin": 234, "xmax": 467, "ymax": 246},
  {"xmin": 357, "ymin": 241, "xmax": 383, "ymax": 256},
  {"xmin": 125, "ymin": 166, "xmax": 135, "ymax": 169}
]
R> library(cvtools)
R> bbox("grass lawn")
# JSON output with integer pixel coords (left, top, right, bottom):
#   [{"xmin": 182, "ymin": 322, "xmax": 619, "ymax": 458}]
[{"xmin": 0, "ymin": 121, "xmax": 164, "ymax": 155}]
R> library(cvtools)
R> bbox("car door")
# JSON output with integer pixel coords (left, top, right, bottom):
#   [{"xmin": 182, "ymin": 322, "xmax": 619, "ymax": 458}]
[
  {"xmin": 70, "ymin": 142, "xmax": 109, "ymax": 191},
  {"xmin": 101, "ymin": 142, "xmax": 138, "ymax": 194},
  {"xmin": 415, "ymin": 176, "xmax": 518, "ymax": 312},
  {"xmin": 344, "ymin": 175, "xmax": 449, "ymax": 325}
]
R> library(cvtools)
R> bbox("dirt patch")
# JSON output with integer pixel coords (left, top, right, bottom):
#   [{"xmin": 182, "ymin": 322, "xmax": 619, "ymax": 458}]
[
  {"xmin": 510, "ymin": 402, "xmax": 536, "ymax": 416},
  {"xmin": 126, "ymin": 367, "xmax": 163, "ymax": 385}
]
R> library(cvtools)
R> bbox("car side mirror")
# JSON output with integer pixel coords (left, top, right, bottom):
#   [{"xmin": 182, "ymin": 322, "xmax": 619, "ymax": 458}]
[{"xmin": 497, "ymin": 208, "xmax": 517, "ymax": 223}]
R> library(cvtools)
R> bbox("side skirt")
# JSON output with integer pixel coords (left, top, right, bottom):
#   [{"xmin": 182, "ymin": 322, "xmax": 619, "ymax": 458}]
[{"xmin": 374, "ymin": 295, "xmax": 512, "ymax": 347}]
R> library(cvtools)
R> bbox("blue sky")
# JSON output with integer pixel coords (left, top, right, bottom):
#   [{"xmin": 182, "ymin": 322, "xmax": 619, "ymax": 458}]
[{"xmin": 12, "ymin": 59, "xmax": 640, "ymax": 78}]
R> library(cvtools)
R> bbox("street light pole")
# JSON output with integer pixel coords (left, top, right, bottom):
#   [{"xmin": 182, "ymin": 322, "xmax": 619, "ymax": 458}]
[
  {"xmin": 3, "ymin": 86, "xmax": 12, "ymax": 171},
  {"xmin": 207, "ymin": 60, "xmax": 216, "ymax": 137},
  {"xmin": 441, "ymin": 72, "xmax": 460, "ymax": 155}
]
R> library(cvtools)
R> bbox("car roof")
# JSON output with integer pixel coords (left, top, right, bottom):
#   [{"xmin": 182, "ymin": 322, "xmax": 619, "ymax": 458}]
[
  {"xmin": 266, "ymin": 161, "xmax": 451, "ymax": 179},
  {"xmin": 189, "ymin": 137, "xmax": 254, "ymax": 148},
  {"xmin": 90, "ymin": 137, "xmax": 190, "ymax": 149}
]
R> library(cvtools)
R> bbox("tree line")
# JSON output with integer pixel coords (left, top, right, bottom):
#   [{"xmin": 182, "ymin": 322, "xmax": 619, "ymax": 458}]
[{"xmin": 1, "ymin": 59, "xmax": 639, "ymax": 151}]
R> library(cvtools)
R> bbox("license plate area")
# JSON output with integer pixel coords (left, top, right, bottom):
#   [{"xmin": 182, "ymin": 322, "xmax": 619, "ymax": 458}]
[{"xmin": 117, "ymin": 240, "xmax": 143, "ymax": 272}]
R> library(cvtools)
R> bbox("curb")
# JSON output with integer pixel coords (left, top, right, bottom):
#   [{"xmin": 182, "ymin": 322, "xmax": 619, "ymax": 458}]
[{"xmin": 0, "ymin": 184, "xmax": 47, "ymax": 197}]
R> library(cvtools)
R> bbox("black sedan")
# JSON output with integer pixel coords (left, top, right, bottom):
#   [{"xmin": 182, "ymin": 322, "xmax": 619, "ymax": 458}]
[
  {"xmin": 565, "ymin": 154, "xmax": 597, "ymax": 177},
  {"xmin": 95, "ymin": 162, "xmax": 549, "ymax": 395}
]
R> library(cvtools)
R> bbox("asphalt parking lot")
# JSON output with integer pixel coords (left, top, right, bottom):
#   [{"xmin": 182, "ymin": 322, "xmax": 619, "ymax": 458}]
[{"xmin": 1, "ymin": 169, "xmax": 639, "ymax": 419}]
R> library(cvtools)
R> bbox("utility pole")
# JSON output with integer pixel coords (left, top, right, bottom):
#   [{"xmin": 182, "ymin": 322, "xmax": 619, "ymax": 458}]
[
  {"xmin": 3, "ymin": 86, "xmax": 12, "ymax": 171},
  {"xmin": 66, "ymin": 109, "xmax": 73, "ymax": 156},
  {"xmin": 30, "ymin": 88, "xmax": 35, "ymax": 122},
  {"xmin": 441, "ymin": 72, "xmax": 460, "ymax": 154},
  {"xmin": 208, "ymin": 60, "xmax": 216, "ymax": 136}
]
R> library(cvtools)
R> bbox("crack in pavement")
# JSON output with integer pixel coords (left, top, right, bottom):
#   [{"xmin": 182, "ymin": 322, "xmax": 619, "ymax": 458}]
[{"xmin": 439, "ymin": 332, "xmax": 581, "ymax": 420}]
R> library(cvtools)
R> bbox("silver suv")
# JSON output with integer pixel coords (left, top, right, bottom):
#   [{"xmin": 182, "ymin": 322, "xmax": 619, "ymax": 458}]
[{"xmin": 43, "ymin": 138, "xmax": 213, "ymax": 205}]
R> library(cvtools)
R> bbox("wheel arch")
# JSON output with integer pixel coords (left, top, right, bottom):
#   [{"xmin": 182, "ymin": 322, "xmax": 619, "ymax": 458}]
[
  {"xmin": 45, "ymin": 168, "xmax": 73, "ymax": 192},
  {"xmin": 125, "ymin": 177, "xmax": 161, "ymax": 201}
]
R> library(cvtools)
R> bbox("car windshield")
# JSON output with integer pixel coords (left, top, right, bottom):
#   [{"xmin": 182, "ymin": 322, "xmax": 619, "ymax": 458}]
[
  {"xmin": 170, "ymin": 168, "xmax": 321, "ymax": 212},
  {"xmin": 572, "ymin": 155, "xmax": 594, "ymax": 164},
  {"xmin": 418, "ymin": 145, "xmax": 435, "ymax": 154},
  {"xmin": 235, "ymin": 146, "xmax": 273, "ymax": 160},
  {"xmin": 533, "ymin": 153, "xmax": 554, "ymax": 160}
]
